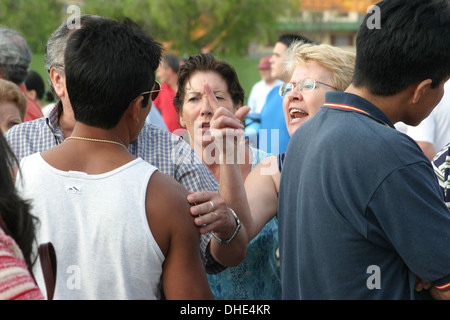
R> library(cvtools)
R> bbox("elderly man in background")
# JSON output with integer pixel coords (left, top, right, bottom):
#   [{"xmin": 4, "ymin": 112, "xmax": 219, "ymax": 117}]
[{"xmin": 0, "ymin": 28, "xmax": 43, "ymax": 122}]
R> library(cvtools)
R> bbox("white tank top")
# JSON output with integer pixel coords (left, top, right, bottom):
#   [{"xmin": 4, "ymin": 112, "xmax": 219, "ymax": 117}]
[{"xmin": 16, "ymin": 153, "xmax": 165, "ymax": 300}]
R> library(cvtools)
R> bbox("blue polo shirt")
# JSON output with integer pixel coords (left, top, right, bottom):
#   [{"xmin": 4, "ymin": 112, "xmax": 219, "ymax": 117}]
[
  {"xmin": 259, "ymin": 85, "xmax": 290, "ymax": 154},
  {"xmin": 278, "ymin": 92, "xmax": 450, "ymax": 299}
]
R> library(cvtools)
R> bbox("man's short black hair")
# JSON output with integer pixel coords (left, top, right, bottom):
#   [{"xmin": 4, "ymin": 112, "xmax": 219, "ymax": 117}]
[
  {"xmin": 352, "ymin": 0, "xmax": 450, "ymax": 96},
  {"xmin": 65, "ymin": 18, "xmax": 163, "ymax": 129},
  {"xmin": 277, "ymin": 33, "xmax": 313, "ymax": 48},
  {"xmin": 163, "ymin": 52, "xmax": 180, "ymax": 74}
]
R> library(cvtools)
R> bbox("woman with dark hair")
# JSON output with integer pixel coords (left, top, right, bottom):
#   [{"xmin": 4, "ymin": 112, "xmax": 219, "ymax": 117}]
[
  {"xmin": 175, "ymin": 53, "xmax": 280, "ymax": 300},
  {"xmin": 0, "ymin": 133, "xmax": 43, "ymax": 299}
]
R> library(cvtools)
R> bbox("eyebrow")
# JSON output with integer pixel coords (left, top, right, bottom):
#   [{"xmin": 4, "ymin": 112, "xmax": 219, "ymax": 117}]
[{"xmin": 186, "ymin": 90, "xmax": 227, "ymax": 95}]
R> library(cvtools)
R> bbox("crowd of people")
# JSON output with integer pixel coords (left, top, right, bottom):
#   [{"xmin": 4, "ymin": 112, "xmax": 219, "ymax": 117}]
[{"xmin": 0, "ymin": 0, "xmax": 449, "ymax": 300}]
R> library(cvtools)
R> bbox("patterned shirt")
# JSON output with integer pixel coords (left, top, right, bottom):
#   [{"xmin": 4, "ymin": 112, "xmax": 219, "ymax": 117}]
[
  {"xmin": 432, "ymin": 144, "xmax": 450, "ymax": 208},
  {"xmin": 5, "ymin": 102, "xmax": 223, "ymax": 274},
  {"xmin": 0, "ymin": 227, "xmax": 44, "ymax": 300}
]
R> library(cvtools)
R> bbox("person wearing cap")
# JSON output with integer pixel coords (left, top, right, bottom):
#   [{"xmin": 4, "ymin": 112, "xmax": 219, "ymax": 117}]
[{"xmin": 245, "ymin": 56, "xmax": 282, "ymax": 147}]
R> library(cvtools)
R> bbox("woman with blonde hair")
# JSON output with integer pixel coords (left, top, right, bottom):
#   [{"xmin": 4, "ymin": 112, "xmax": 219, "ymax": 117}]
[{"xmin": 243, "ymin": 42, "xmax": 355, "ymax": 241}]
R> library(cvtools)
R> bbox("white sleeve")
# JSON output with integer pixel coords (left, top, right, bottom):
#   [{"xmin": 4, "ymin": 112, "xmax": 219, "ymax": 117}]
[{"xmin": 247, "ymin": 85, "xmax": 258, "ymax": 112}]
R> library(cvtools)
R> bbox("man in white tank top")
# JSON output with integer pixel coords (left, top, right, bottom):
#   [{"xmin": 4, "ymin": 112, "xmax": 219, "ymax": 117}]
[
  {"xmin": 16, "ymin": 18, "xmax": 213, "ymax": 300},
  {"xmin": 7, "ymin": 14, "xmax": 247, "ymax": 277}
]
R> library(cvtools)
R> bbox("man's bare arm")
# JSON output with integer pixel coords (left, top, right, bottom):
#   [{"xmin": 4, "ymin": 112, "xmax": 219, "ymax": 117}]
[{"xmin": 147, "ymin": 172, "xmax": 214, "ymax": 300}]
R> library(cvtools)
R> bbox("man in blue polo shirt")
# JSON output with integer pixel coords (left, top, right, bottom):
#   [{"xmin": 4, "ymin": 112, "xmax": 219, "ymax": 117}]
[{"xmin": 278, "ymin": 0, "xmax": 450, "ymax": 299}]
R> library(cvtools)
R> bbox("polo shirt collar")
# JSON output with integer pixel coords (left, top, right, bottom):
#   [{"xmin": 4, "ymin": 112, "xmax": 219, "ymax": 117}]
[{"xmin": 323, "ymin": 92, "xmax": 395, "ymax": 129}]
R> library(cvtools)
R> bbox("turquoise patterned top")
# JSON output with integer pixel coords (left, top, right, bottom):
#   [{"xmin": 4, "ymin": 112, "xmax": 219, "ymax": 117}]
[{"xmin": 207, "ymin": 147, "xmax": 281, "ymax": 300}]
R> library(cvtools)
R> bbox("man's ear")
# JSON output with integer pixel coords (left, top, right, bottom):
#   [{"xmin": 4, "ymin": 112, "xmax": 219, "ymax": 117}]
[
  {"xmin": 27, "ymin": 89, "xmax": 37, "ymax": 100},
  {"xmin": 412, "ymin": 79, "xmax": 433, "ymax": 104},
  {"xmin": 128, "ymin": 96, "xmax": 143, "ymax": 122},
  {"xmin": 49, "ymin": 67, "xmax": 66, "ymax": 98}
]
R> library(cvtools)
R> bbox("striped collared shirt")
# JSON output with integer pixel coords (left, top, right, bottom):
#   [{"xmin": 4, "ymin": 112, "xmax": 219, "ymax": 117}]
[
  {"xmin": 5, "ymin": 102, "xmax": 223, "ymax": 274},
  {"xmin": 432, "ymin": 144, "xmax": 450, "ymax": 209}
]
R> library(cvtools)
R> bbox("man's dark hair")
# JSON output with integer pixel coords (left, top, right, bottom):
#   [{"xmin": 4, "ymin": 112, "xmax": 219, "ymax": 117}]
[
  {"xmin": 25, "ymin": 71, "xmax": 45, "ymax": 100},
  {"xmin": 163, "ymin": 52, "xmax": 180, "ymax": 74},
  {"xmin": 278, "ymin": 33, "xmax": 313, "ymax": 48},
  {"xmin": 352, "ymin": 0, "xmax": 450, "ymax": 96},
  {"xmin": 0, "ymin": 132, "xmax": 38, "ymax": 273},
  {"xmin": 64, "ymin": 18, "xmax": 163, "ymax": 129}
]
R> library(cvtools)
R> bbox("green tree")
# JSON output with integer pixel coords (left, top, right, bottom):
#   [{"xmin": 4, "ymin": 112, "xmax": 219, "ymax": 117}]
[
  {"xmin": 82, "ymin": 0, "xmax": 300, "ymax": 56},
  {"xmin": 0, "ymin": 0, "xmax": 64, "ymax": 53}
]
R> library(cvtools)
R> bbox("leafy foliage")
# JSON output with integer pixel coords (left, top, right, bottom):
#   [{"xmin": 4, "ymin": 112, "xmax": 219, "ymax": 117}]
[
  {"xmin": 0, "ymin": 0, "xmax": 300, "ymax": 57},
  {"xmin": 82, "ymin": 0, "xmax": 300, "ymax": 56},
  {"xmin": 0, "ymin": 0, "xmax": 64, "ymax": 53}
]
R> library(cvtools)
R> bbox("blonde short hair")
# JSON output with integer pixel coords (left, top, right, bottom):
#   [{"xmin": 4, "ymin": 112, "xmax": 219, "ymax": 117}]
[
  {"xmin": 0, "ymin": 79, "xmax": 27, "ymax": 121},
  {"xmin": 285, "ymin": 41, "xmax": 356, "ymax": 92}
]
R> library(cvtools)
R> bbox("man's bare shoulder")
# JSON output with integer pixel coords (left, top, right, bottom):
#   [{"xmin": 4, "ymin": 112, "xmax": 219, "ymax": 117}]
[
  {"xmin": 148, "ymin": 171, "xmax": 190, "ymax": 202},
  {"xmin": 144, "ymin": 171, "xmax": 197, "ymax": 254}
]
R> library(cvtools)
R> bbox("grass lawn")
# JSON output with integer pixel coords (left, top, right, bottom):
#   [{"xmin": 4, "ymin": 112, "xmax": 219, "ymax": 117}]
[
  {"xmin": 30, "ymin": 53, "xmax": 49, "ymax": 84},
  {"xmin": 222, "ymin": 56, "xmax": 261, "ymax": 104},
  {"xmin": 31, "ymin": 53, "xmax": 262, "ymax": 105}
]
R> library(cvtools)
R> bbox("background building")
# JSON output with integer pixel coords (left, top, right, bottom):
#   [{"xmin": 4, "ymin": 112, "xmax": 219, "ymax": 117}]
[{"xmin": 277, "ymin": 0, "xmax": 379, "ymax": 50}]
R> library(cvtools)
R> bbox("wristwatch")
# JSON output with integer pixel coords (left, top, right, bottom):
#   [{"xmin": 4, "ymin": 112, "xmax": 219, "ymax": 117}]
[{"xmin": 212, "ymin": 208, "xmax": 241, "ymax": 244}]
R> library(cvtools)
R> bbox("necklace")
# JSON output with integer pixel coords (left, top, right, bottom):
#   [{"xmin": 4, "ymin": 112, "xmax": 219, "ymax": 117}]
[{"xmin": 65, "ymin": 136, "xmax": 128, "ymax": 150}]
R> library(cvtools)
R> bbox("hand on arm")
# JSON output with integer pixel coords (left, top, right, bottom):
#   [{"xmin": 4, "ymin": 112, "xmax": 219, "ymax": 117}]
[{"xmin": 187, "ymin": 191, "xmax": 247, "ymax": 267}]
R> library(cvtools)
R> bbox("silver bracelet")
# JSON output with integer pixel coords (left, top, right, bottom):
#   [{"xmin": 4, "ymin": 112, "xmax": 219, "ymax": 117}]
[{"xmin": 212, "ymin": 208, "xmax": 241, "ymax": 244}]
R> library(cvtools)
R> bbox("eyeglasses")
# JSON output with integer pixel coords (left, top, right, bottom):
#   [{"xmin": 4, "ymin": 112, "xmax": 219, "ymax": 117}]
[
  {"xmin": 137, "ymin": 80, "xmax": 161, "ymax": 101},
  {"xmin": 279, "ymin": 79, "xmax": 338, "ymax": 97}
]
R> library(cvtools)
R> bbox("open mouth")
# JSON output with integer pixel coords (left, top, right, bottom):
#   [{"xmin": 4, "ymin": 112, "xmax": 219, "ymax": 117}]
[
  {"xmin": 199, "ymin": 122, "xmax": 211, "ymax": 134},
  {"xmin": 289, "ymin": 109, "xmax": 308, "ymax": 120}
]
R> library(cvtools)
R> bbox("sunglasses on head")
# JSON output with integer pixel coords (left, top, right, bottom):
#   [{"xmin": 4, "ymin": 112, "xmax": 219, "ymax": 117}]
[
  {"xmin": 142, "ymin": 80, "xmax": 161, "ymax": 101},
  {"xmin": 134, "ymin": 80, "xmax": 161, "ymax": 102}
]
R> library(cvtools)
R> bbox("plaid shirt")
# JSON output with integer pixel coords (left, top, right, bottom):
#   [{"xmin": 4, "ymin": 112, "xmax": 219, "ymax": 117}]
[{"xmin": 5, "ymin": 102, "xmax": 224, "ymax": 274}]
